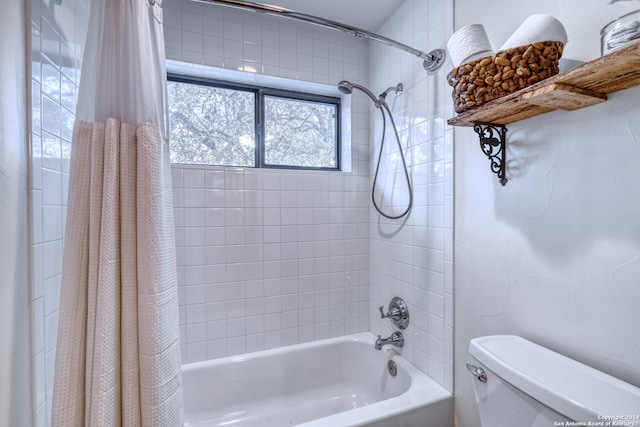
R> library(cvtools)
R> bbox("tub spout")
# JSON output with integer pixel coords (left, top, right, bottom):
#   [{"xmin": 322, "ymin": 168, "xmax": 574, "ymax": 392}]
[{"xmin": 375, "ymin": 331, "xmax": 404, "ymax": 350}]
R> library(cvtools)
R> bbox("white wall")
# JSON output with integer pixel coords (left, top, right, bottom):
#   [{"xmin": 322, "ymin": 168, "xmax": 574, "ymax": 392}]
[
  {"xmin": 0, "ymin": 2, "xmax": 31, "ymax": 425},
  {"xmin": 369, "ymin": 0, "xmax": 455, "ymax": 391},
  {"xmin": 28, "ymin": 0, "xmax": 88, "ymax": 425},
  {"xmin": 454, "ymin": 2, "xmax": 640, "ymax": 426},
  {"xmin": 163, "ymin": 0, "xmax": 373, "ymax": 362}
]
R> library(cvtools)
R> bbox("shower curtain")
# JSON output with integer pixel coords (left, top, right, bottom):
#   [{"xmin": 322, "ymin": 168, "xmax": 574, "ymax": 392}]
[{"xmin": 52, "ymin": 0, "xmax": 183, "ymax": 425}]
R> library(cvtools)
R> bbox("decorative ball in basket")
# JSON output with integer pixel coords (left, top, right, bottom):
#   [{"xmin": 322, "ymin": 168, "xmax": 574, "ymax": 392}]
[{"xmin": 447, "ymin": 41, "xmax": 564, "ymax": 113}]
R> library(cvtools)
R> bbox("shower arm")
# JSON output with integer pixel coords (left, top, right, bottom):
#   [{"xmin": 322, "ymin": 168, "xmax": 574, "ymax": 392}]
[{"xmin": 190, "ymin": 0, "xmax": 446, "ymax": 72}]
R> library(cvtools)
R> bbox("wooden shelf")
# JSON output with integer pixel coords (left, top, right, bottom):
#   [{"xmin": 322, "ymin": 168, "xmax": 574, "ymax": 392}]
[{"xmin": 447, "ymin": 42, "xmax": 640, "ymax": 127}]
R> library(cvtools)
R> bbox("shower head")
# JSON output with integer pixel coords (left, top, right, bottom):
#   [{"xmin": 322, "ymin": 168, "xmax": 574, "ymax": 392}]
[
  {"xmin": 337, "ymin": 80, "xmax": 380, "ymax": 107},
  {"xmin": 379, "ymin": 83, "xmax": 403, "ymax": 100},
  {"xmin": 337, "ymin": 80, "xmax": 353, "ymax": 94}
]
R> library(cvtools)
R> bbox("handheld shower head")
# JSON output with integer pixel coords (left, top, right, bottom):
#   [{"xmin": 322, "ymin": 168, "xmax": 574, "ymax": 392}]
[
  {"xmin": 335, "ymin": 80, "xmax": 412, "ymax": 219},
  {"xmin": 337, "ymin": 80, "xmax": 353, "ymax": 94},
  {"xmin": 337, "ymin": 80, "xmax": 380, "ymax": 107},
  {"xmin": 379, "ymin": 83, "xmax": 403, "ymax": 101}
]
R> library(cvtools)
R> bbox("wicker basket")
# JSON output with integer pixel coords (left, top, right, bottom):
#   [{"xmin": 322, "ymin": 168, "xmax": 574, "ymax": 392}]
[{"xmin": 447, "ymin": 41, "xmax": 564, "ymax": 113}]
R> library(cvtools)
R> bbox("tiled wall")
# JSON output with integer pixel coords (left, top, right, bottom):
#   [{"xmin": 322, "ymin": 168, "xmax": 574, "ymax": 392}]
[
  {"xmin": 29, "ymin": 0, "xmax": 88, "ymax": 425},
  {"xmin": 172, "ymin": 167, "xmax": 371, "ymax": 361},
  {"xmin": 162, "ymin": 0, "xmax": 373, "ymax": 362},
  {"xmin": 369, "ymin": 0, "xmax": 454, "ymax": 392},
  {"xmin": 162, "ymin": 0, "xmax": 370, "ymax": 86}
]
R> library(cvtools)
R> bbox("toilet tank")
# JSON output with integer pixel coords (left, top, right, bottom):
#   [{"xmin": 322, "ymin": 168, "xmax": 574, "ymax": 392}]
[{"xmin": 468, "ymin": 335, "xmax": 640, "ymax": 426}]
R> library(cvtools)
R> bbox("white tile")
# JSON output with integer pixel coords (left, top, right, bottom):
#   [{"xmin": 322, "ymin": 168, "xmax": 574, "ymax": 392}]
[
  {"xmin": 223, "ymin": 19, "xmax": 243, "ymax": 41},
  {"xmin": 263, "ymin": 261, "xmax": 282, "ymax": 280},
  {"xmin": 41, "ymin": 61, "xmax": 60, "ymax": 103},
  {"xmin": 186, "ymin": 323, "xmax": 207, "ymax": 344},
  {"xmin": 44, "ymin": 345, "xmax": 57, "ymax": 393},
  {"xmin": 44, "ymin": 310, "xmax": 59, "ymax": 354},
  {"xmin": 264, "ymin": 313, "xmax": 282, "ymax": 331},
  {"xmin": 184, "ymin": 227, "xmax": 207, "ymax": 247},
  {"xmin": 263, "ymin": 191, "xmax": 281, "ymax": 208},
  {"xmin": 205, "ymin": 169, "xmax": 225, "ymax": 188},
  {"xmin": 246, "ymin": 333, "xmax": 265, "ymax": 352},
  {"xmin": 32, "ymin": 298, "xmax": 45, "ymax": 356},
  {"xmin": 223, "ymin": 38, "xmax": 244, "ymax": 61},
  {"xmin": 184, "ymin": 208, "xmax": 206, "ymax": 227},
  {"xmin": 185, "ymin": 342, "xmax": 207, "ymax": 363},
  {"xmin": 163, "ymin": 6, "xmax": 182, "ymax": 29},
  {"xmin": 226, "ymin": 280, "xmax": 246, "ymax": 300},
  {"xmin": 206, "ymin": 339, "xmax": 227, "ymax": 359},
  {"xmin": 298, "ymin": 325, "xmax": 314, "ymax": 343},
  {"xmin": 203, "ymin": 35, "xmax": 224, "ymax": 57},
  {"xmin": 186, "ymin": 285, "xmax": 207, "ymax": 304},
  {"xmin": 42, "ymin": 240, "xmax": 63, "ymax": 280},
  {"xmin": 206, "ymin": 302, "xmax": 226, "ymax": 321},
  {"xmin": 31, "ymin": 192, "xmax": 44, "ymax": 247},
  {"xmin": 43, "ymin": 274, "xmax": 61, "ymax": 317},
  {"xmin": 184, "ymin": 188, "xmax": 205, "ymax": 207},
  {"xmin": 183, "ymin": 168, "xmax": 205, "ymax": 188},
  {"xmin": 245, "ymin": 297, "xmax": 264, "ymax": 316},
  {"xmin": 226, "ymin": 263, "xmax": 246, "ymax": 282},
  {"xmin": 278, "ymin": 50, "xmax": 296, "ymax": 71},
  {"xmin": 182, "ymin": 49, "xmax": 203, "ymax": 64},
  {"xmin": 182, "ymin": 11, "xmax": 203, "ymax": 34},
  {"xmin": 206, "ymin": 208, "xmax": 225, "ymax": 227},
  {"xmin": 227, "ymin": 299, "xmax": 246, "ymax": 319},
  {"xmin": 206, "ymin": 283, "xmax": 227, "ymax": 302},
  {"xmin": 265, "ymin": 330, "xmax": 282, "ymax": 349},
  {"xmin": 225, "ymin": 190, "xmax": 244, "ymax": 208},
  {"xmin": 279, "ymin": 33, "xmax": 296, "ymax": 52},
  {"xmin": 182, "ymin": 30, "xmax": 203, "ymax": 54},
  {"xmin": 164, "ymin": 27, "xmax": 182, "ymax": 50},
  {"xmin": 244, "ymin": 43, "xmax": 261, "ymax": 65},
  {"xmin": 203, "ymin": 15, "xmax": 224, "ymax": 38},
  {"xmin": 205, "ymin": 189, "xmax": 225, "ymax": 207},
  {"xmin": 227, "ymin": 318, "xmax": 245, "ymax": 337},
  {"xmin": 227, "ymin": 336, "xmax": 246, "ymax": 355},
  {"xmin": 42, "ymin": 168, "xmax": 62, "ymax": 205},
  {"xmin": 241, "ymin": 23, "xmax": 260, "ymax": 44}
]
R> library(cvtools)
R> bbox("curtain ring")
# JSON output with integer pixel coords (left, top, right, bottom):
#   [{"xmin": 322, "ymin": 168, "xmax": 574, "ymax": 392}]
[{"xmin": 148, "ymin": 0, "xmax": 156, "ymax": 5}]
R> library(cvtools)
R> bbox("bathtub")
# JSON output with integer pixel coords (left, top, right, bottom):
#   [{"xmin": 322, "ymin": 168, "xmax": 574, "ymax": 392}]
[{"xmin": 182, "ymin": 332, "xmax": 453, "ymax": 427}]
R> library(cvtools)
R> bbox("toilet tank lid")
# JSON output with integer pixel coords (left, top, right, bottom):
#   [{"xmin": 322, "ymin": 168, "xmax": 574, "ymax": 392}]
[{"xmin": 469, "ymin": 335, "xmax": 640, "ymax": 422}]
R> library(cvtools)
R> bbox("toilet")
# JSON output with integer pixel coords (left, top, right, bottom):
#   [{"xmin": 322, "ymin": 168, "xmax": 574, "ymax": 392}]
[{"xmin": 468, "ymin": 335, "xmax": 640, "ymax": 426}]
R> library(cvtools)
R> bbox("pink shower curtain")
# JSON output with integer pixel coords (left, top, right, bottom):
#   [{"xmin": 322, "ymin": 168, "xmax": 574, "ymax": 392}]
[{"xmin": 52, "ymin": 1, "xmax": 183, "ymax": 425}]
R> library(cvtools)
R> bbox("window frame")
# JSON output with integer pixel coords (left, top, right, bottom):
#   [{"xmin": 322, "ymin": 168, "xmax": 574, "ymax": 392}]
[{"xmin": 167, "ymin": 73, "xmax": 342, "ymax": 171}]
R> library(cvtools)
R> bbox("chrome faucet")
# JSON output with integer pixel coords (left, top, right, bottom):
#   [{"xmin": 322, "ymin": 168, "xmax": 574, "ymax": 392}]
[
  {"xmin": 379, "ymin": 297, "xmax": 410, "ymax": 330},
  {"xmin": 375, "ymin": 331, "xmax": 404, "ymax": 350}
]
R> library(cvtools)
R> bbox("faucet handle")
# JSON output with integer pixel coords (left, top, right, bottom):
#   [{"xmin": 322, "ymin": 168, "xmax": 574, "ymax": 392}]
[
  {"xmin": 378, "ymin": 306, "xmax": 387, "ymax": 319},
  {"xmin": 379, "ymin": 297, "xmax": 410, "ymax": 329},
  {"xmin": 379, "ymin": 305, "xmax": 400, "ymax": 319}
]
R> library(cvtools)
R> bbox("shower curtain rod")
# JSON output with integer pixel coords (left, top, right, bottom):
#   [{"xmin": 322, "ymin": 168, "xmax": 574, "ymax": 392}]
[{"xmin": 190, "ymin": 0, "xmax": 446, "ymax": 72}]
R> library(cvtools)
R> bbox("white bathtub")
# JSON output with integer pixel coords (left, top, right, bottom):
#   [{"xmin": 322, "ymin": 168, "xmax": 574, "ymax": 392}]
[{"xmin": 182, "ymin": 332, "xmax": 453, "ymax": 427}]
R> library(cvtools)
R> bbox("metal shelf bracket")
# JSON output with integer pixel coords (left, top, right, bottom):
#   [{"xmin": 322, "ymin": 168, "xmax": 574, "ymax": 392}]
[{"xmin": 473, "ymin": 122, "xmax": 508, "ymax": 186}]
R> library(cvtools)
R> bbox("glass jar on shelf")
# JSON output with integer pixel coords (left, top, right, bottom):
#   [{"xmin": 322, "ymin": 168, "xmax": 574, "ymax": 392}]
[{"xmin": 601, "ymin": 9, "xmax": 640, "ymax": 55}]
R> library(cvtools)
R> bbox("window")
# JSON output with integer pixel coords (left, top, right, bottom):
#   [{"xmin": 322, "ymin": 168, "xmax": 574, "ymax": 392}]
[{"xmin": 167, "ymin": 75, "xmax": 340, "ymax": 170}]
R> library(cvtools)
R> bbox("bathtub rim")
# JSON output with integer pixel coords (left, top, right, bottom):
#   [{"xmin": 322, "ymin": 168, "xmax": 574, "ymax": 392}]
[{"xmin": 182, "ymin": 331, "xmax": 453, "ymax": 427}]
